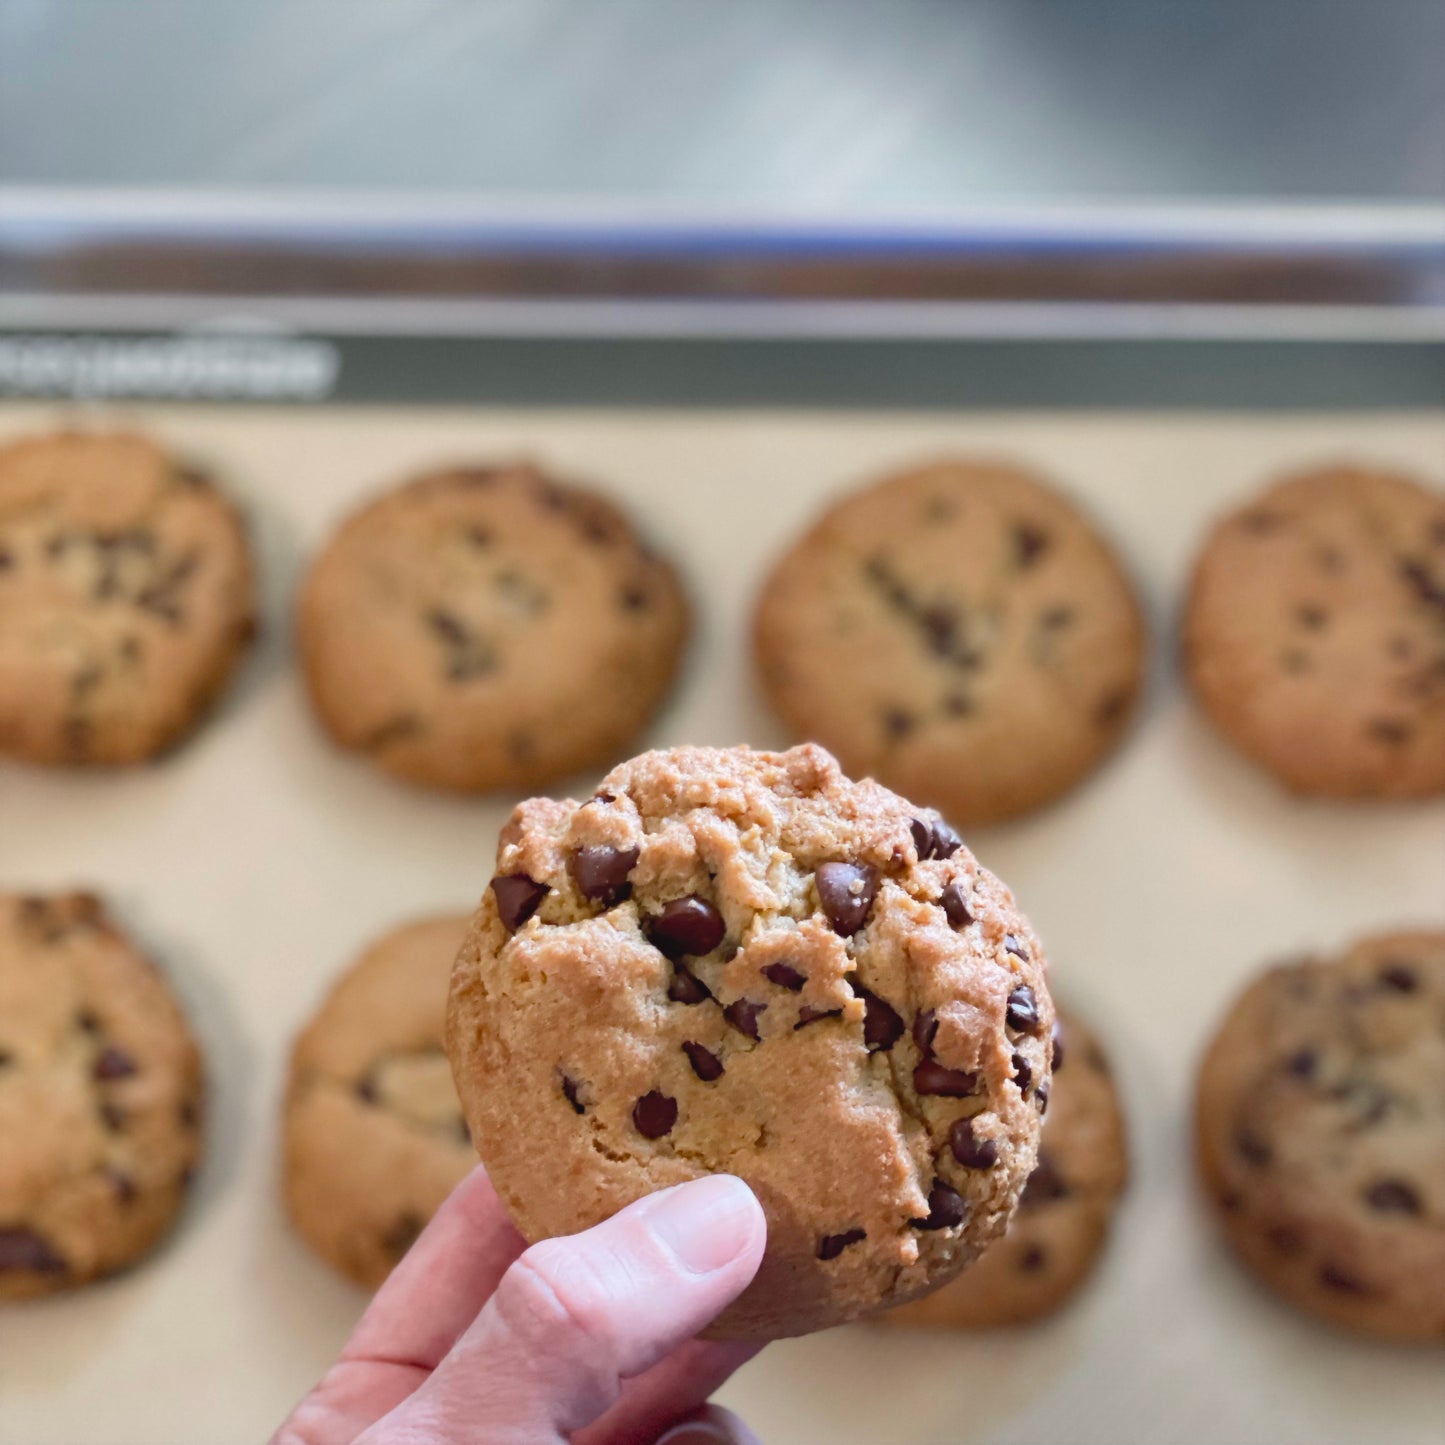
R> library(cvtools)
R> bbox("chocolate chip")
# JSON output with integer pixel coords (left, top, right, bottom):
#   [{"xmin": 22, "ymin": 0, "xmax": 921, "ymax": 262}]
[
  {"xmin": 1363, "ymin": 1179, "xmax": 1421, "ymax": 1215},
  {"xmin": 762, "ymin": 962, "xmax": 806, "ymax": 991},
  {"xmin": 1005, "ymin": 985, "xmax": 1040, "ymax": 1033},
  {"xmin": 355, "ymin": 1075, "xmax": 379, "ymax": 1104},
  {"xmin": 1319, "ymin": 1264, "xmax": 1369, "ymax": 1294},
  {"xmin": 178, "ymin": 1099, "xmax": 200, "ymax": 1128},
  {"xmin": 723, "ymin": 998, "xmax": 766, "ymax": 1040},
  {"xmin": 950, "ymin": 1118, "xmax": 998, "ymax": 1169},
  {"xmin": 1040, "ymin": 605, "xmax": 1074, "ymax": 629},
  {"xmin": 1014, "ymin": 523, "xmax": 1050, "ymax": 568},
  {"xmin": 1378, "ymin": 962, "xmax": 1419, "ymax": 992},
  {"xmin": 632, "ymin": 1090, "xmax": 678, "ymax": 1139},
  {"xmin": 92, "ymin": 1046, "xmax": 137, "ymax": 1081},
  {"xmin": 668, "ymin": 964, "xmax": 713, "ymax": 1006},
  {"xmin": 383, "ymin": 1212, "xmax": 425, "ymax": 1260},
  {"xmin": 1285, "ymin": 1048, "xmax": 1317, "ymax": 1078},
  {"xmin": 795, "ymin": 1006, "xmax": 841, "ymax": 1029},
  {"xmin": 1050, "ymin": 1019, "xmax": 1065, "ymax": 1072},
  {"xmin": 914, "ymin": 1059, "xmax": 977, "ymax": 1097},
  {"xmin": 0, "ymin": 1228, "xmax": 67, "ymax": 1275},
  {"xmin": 921, "ymin": 604, "xmax": 957, "ymax": 656},
  {"xmin": 1296, "ymin": 604, "xmax": 1327, "ymax": 629},
  {"xmin": 911, "ymin": 814, "xmax": 962, "ymax": 861},
  {"xmin": 647, "ymin": 896, "xmax": 725, "ymax": 959},
  {"xmin": 882, "ymin": 707, "xmax": 916, "ymax": 740},
  {"xmin": 490, "ymin": 873, "xmax": 549, "ymax": 933},
  {"xmin": 930, "ymin": 819, "xmax": 962, "ymax": 858},
  {"xmin": 1020, "ymin": 1151, "xmax": 1070, "ymax": 1208},
  {"xmin": 360, "ymin": 714, "xmax": 424, "ymax": 751},
  {"xmin": 0, "ymin": 545, "xmax": 13, "ymax": 571},
  {"xmin": 1234, "ymin": 1127, "xmax": 1272, "ymax": 1166},
  {"xmin": 99, "ymin": 1102, "xmax": 125, "ymax": 1132},
  {"xmin": 911, "ymin": 1181, "xmax": 968, "ymax": 1231},
  {"xmin": 943, "ymin": 693, "xmax": 973, "ymax": 717},
  {"xmin": 0, "ymin": 1049, "xmax": 11, "ymax": 1069},
  {"xmin": 1003, "ymin": 935, "xmax": 1029, "ymax": 961},
  {"xmin": 940, "ymin": 882, "xmax": 973, "ymax": 929},
  {"xmin": 570, "ymin": 845, "xmax": 640, "ymax": 906},
  {"xmin": 855, "ymin": 988, "xmax": 904, "ymax": 1052},
  {"xmin": 1019, "ymin": 1244, "xmax": 1047, "ymax": 1272},
  {"xmin": 909, "ymin": 818, "xmax": 933, "ymax": 858},
  {"xmin": 1368, "ymin": 718, "xmax": 1411, "ymax": 745},
  {"xmin": 912, "ymin": 1009, "xmax": 938, "ymax": 1056},
  {"xmin": 75, "ymin": 1008, "xmax": 101, "ymax": 1034},
  {"xmin": 426, "ymin": 609, "xmax": 469, "ymax": 646},
  {"xmin": 1011, "ymin": 1052, "xmax": 1032, "ymax": 1093},
  {"xmin": 455, "ymin": 1116, "xmax": 473, "ymax": 1145},
  {"xmin": 815, "ymin": 862, "xmax": 879, "ymax": 936},
  {"xmin": 1241, "ymin": 511, "xmax": 1284, "ymax": 534},
  {"xmin": 1035, "ymin": 1083, "xmax": 1050, "ymax": 1115},
  {"xmin": 1094, "ymin": 688, "xmax": 1131, "ymax": 727},
  {"xmin": 682, "ymin": 1042, "xmax": 724, "ymax": 1081},
  {"xmin": 1266, "ymin": 1224, "xmax": 1304, "ymax": 1256},
  {"xmin": 817, "ymin": 1228, "xmax": 867, "ymax": 1260},
  {"xmin": 104, "ymin": 1167, "xmax": 137, "ymax": 1205},
  {"xmin": 620, "ymin": 584, "xmax": 649, "ymax": 611},
  {"xmin": 561, "ymin": 1075, "xmax": 586, "ymax": 1115}
]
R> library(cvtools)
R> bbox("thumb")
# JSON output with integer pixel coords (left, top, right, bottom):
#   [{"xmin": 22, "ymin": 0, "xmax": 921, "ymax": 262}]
[{"xmin": 370, "ymin": 1174, "xmax": 766, "ymax": 1445}]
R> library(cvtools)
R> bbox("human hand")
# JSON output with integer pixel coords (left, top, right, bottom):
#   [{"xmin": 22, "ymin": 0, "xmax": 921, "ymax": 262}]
[{"xmin": 271, "ymin": 1165, "xmax": 768, "ymax": 1445}]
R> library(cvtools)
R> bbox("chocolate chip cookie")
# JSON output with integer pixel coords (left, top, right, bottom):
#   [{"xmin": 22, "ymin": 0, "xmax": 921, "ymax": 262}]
[
  {"xmin": 1196, "ymin": 931, "xmax": 1445, "ymax": 1340},
  {"xmin": 0, "ymin": 892, "xmax": 204, "ymax": 1300},
  {"xmin": 0, "ymin": 430, "xmax": 257, "ymax": 765},
  {"xmin": 283, "ymin": 914, "xmax": 476, "ymax": 1288},
  {"xmin": 447, "ymin": 742, "xmax": 1054, "ymax": 1338},
  {"xmin": 883, "ymin": 1007, "xmax": 1127, "ymax": 1328},
  {"xmin": 297, "ymin": 463, "xmax": 690, "ymax": 792},
  {"xmin": 1184, "ymin": 464, "xmax": 1445, "ymax": 797},
  {"xmin": 753, "ymin": 459, "xmax": 1146, "ymax": 826}
]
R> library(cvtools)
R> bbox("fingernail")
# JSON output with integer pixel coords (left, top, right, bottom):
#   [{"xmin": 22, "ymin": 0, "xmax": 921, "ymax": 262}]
[
  {"xmin": 646, "ymin": 1174, "xmax": 760, "ymax": 1275},
  {"xmin": 655, "ymin": 1425, "xmax": 730, "ymax": 1444}
]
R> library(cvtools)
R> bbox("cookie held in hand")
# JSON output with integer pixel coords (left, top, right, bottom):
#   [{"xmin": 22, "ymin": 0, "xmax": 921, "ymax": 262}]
[{"xmin": 446, "ymin": 742, "xmax": 1054, "ymax": 1338}]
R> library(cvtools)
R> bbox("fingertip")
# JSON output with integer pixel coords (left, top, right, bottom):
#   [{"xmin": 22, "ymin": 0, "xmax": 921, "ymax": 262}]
[{"xmin": 639, "ymin": 1175, "xmax": 767, "ymax": 1279}]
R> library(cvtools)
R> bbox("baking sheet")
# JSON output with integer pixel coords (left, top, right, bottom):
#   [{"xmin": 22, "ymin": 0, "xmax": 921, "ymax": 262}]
[{"xmin": 0, "ymin": 402, "xmax": 1442, "ymax": 1445}]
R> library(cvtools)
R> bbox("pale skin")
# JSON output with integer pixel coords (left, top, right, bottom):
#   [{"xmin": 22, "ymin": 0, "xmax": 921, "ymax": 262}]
[{"xmin": 271, "ymin": 1168, "xmax": 768, "ymax": 1445}]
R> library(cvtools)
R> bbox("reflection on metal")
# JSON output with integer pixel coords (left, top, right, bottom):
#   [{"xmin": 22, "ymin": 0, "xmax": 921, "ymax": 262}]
[{"xmin": 2, "ymin": 191, "xmax": 1444, "ymax": 341}]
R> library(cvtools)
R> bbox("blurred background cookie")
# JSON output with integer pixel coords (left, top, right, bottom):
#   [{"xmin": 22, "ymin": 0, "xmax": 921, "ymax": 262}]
[
  {"xmin": 296, "ymin": 463, "xmax": 689, "ymax": 792},
  {"xmin": 283, "ymin": 914, "xmax": 475, "ymax": 1289},
  {"xmin": 1195, "ymin": 931, "xmax": 1445, "ymax": 1340},
  {"xmin": 881, "ymin": 1006, "xmax": 1127, "ymax": 1328},
  {"xmin": 0, "ymin": 892, "xmax": 204, "ymax": 1301},
  {"xmin": 0, "ymin": 431, "xmax": 257, "ymax": 766},
  {"xmin": 1184, "ymin": 464, "xmax": 1445, "ymax": 797},
  {"xmin": 754, "ymin": 459, "xmax": 1146, "ymax": 826}
]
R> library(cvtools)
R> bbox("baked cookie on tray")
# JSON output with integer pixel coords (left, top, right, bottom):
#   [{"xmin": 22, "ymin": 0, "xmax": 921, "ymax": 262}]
[
  {"xmin": 283, "ymin": 914, "xmax": 476, "ymax": 1288},
  {"xmin": 882, "ymin": 1006, "xmax": 1127, "ymax": 1328},
  {"xmin": 0, "ymin": 430, "xmax": 257, "ymax": 765},
  {"xmin": 754, "ymin": 459, "xmax": 1146, "ymax": 826},
  {"xmin": 1195, "ymin": 930, "xmax": 1445, "ymax": 1341},
  {"xmin": 0, "ymin": 892, "xmax": 204, "ymax": 1300},
  {"xmin": 1184, "ymin": 464, "xmax": 1445, "ymax": 798},
  {"xmin": 447, "ymin": 742, "xmax": 1055, "ymax": 1338},
  {"xmin": 297, "ymin": 463, "xmax": 689, "ymax": 792}
]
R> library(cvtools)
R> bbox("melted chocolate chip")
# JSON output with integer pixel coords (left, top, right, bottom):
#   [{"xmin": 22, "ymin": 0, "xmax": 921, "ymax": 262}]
[
  {"xmin": 1234, "ymin": 1127, "xmax": 1272, "ymax": 1167},
  {"xmin": 354, "ymin": 1074, "xmax": 379, "ymax": 1105},
  {"xmin": 1019, "ymin": 1245, "xmax": 1047, "ymax": 1273},
  {"xmin": 490, "ymin": 873, "xmax": 549, "ymax": 933},
  {"xmin": 882, "ymin": 707, "xmax": 916, "ymax": 740},
  {"xmin": 75, "ymin": 1008, "xmax": 101, "ymax": 1034},
  {"xmin": 569, "ymin": 845, "xmax": 640, "ymax": 906},
  {"xmin": 1285, "ymin": 1048, "xmax": 1317, "ymax": 1079},
  {"xmin": 0, "ymin": 1228, "xmax": 67, "ymax": 1275},
  {"xmin": 1364, "ymin": 1179, "xmax": 1421, "ymax": 1215},
  {"xmin": 795, "ymin": 1006, "xmax": 841, "ymax": 1029},
  {"xmin": 648, "ymin": 896, "xmax": 726, "ymax": 959},
  {"xmin": 940, "ymin": 882, "xmax": 973, "ymax": 929},
  {"xmin": 1011, "ymin": 1052, "xmax": 1032, "ymax": 1093},
  {"xmin": 1378, "ymin": 962, "xmax": 1419, "ymax": 993},
  {"xmin": 912, "ymin": 1009, "xmax": 938, "ymax": 1056},
  {"xmin": 1013, "ymin": 523, "xmax": 1050, "ymax": 568},
  {"xmin": 911, "ymin": 1181, "xmax": 968, "ymax": 1231},
  {"xmin": 914, "ymin": 1059, "xmax": 977, "ymax": 1097},
  {"xmin": 855, "ymin": 988, "xmax": 904, "ymax": 1052},
  {"xmin": 682, "ymin": 1042, "xmax": 724, "ymax": 1082},
  {"xmin": 1003, "ymin": 935, "xmax": 1030, "ymax": 961},
  {"xmin": 1020, "ymin": 1152, "xmax": 1070, "ymax": 1208},
  {"xmin": 667, "ymin": 965, "xmax": 713, "ymax": 1006},
  {"xmin": 1050, "ymin": 1019, "xmax": 1065, "ymax": 1072},
  {"xmin": 1035, "ymin": 1083, "xmax": 1050, "ymax": 1115},
  {"xmin": 723, "ymin": 999, "xmax": 766, "ymax": 1041},
  {"xmin": 561, "ymin": 1075, "xmax": 586, "ymax": 1115},
  {"xmin": 817, "ymin": 1228, "xmax": 867, "ymax": 1260},
  {"xmin": 762, "ymin": 962, "xmax": 806, "ymax": 991},
  {"xmin": 620, "ymin": 584, "xmax": 650, "ymax": 611},
  {"xmin": 950, "ymin": 1118, "xmax": 998, "ymax": 1169},
  {"xmin": 1005, "ymin": 985, "xmax": 1040, "ymax": 1033},
  {"xmin": 815, "ymin": 862, "xmax": 879, "ymax": 936},
  {"xmin": 632, "ymin": 1090, "xmax": 678, "ymax": 1139},
  {"xmin": 911, "ymin": 814, "xmax": 963, "ymax": 861},
  {"xmin": 92, "ymin": 1046, "xmax": 137, "ymax": 1081}
]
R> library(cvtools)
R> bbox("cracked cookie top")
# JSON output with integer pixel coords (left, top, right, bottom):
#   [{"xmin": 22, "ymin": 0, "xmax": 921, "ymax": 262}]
[
  {"xmin": 0, "ymin": 892, "xmax": 204, "ymax": 1300},
  {"xmin": 447, "ymin": 742, "xmax": 1053, "ymax": 1338},
  {"xmin": 754, "ymin": 459, "xmax": 1146, "ymax": 826},
  {"xmin": 296, "ymin": 463, "xmax": 690, "ymax": 793},
  {"xmin": 284, "ymin": 915, "xmax": 476, "ymax": 1289},
  {"xmin": 1185, "ymin": 464, "xmax": 1445, "ymax": 797},
  {"xmin": 0, "ymin": 430, "xmax": 257, "ymax": 765}
]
